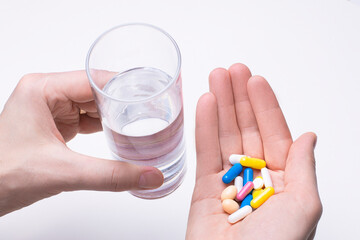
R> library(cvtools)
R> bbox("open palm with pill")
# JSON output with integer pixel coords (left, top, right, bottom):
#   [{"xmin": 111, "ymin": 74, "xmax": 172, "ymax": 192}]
[{"xmin": 186, "ymin": 64, "xmax": 322, "ymax": 240}]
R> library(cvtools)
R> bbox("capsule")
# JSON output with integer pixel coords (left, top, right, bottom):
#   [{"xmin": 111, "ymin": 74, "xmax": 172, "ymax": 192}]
[
  {"xmin": 253, "ymin": 176, "xmax": 264, "ymax": 190},
  {"xmin": 236, "ymin": 181, "xmax": 254, "ymax": 201},
  {"xmin": 222, "ymin": 199, "xmax": 239, "ymax": 214},
  {"xmin": 222, "ymin": 163, "xmax": 243, "ymax": 184},
  {"xmin": 250, "ymin": 186, "xmax": 275, "ymax": 209},
  {"xmin": 228, "ymin": 205, "xmax": 252, "ymax": 224},
  {"xmin": 261, "ymin": 167, "xmax": 273, "ymax": 188},
  {"xmin": 221, "ymin": 185, "xmax": 237, "ymax": 201},
  {"xmin": 240, "ymin": 156, "xmax": 266, "ymax": 169},
  {"xmin": 243, "ymin": 168, "xmax": 253, "ymax": 186},
  {"xmin": 229, "ymin": 154, "xmax": 249, "ymax": 165},
  {"xmin": 252, "ymin": 188, "xmax": 264, "ymax": 198},
  {"xmin": 240, "ymin": 194, "xmax": 253, "ymax": 208},
  {"xmin": 234, "ymin": 176, "xmax": 243, "ymax": 193}
]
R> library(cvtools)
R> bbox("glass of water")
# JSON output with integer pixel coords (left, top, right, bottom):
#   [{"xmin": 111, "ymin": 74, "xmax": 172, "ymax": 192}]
[{"xmin": 85, "ymin": 23, "xmax": 186, "ymax": 199}]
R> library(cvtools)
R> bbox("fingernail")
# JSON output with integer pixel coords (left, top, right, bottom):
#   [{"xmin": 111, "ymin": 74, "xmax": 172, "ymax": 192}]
[{"xmin": 138, "ymin": 169, "xmax": 164, "ymax": 189}]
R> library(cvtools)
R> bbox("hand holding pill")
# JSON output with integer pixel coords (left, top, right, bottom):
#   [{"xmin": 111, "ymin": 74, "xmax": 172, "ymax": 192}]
[{"xmin": 187, "ymin": 63, "xmax": 322, "ymax": 240}]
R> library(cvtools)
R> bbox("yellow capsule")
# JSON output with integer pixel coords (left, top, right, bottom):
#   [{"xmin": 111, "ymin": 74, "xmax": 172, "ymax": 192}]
[
  {"xmin": 252, "ymin": 188, "xmax": 264, "ymax": 198},
  {"xmin": 239, "ymin": 156, "xmax": 266, "ymax": 169},
  {"xmin": 250, "ymin": 187, "xmax": 275, "ymax": 209}
]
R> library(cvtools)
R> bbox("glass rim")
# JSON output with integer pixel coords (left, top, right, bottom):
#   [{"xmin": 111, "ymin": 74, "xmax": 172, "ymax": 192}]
[{"xmin": 85, "ymin": 22, "xmax": 182, "ymax": 103}]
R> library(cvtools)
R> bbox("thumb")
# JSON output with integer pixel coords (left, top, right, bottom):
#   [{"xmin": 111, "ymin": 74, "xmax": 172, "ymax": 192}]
[
  {"xmin": 64, "ymin": 151, "xmax": 164, "ymax": 192},
  {"xmin": 284, "ymin": 132, "xmax": 322, "ymax": 220},
  {"xmin": 285, "ymin": 132, "xmax": 318, "ymax": 192}
]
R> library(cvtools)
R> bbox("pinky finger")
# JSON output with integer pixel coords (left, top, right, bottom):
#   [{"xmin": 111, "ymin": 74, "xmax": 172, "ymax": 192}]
[{"xmin": 195, "ymin": 93, "xmax": 222, "ymax": 179}]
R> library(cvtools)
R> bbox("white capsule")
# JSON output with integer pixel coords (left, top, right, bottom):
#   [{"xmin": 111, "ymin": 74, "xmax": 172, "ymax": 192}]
[
  {"xmin": 229, "ymin": 154, "xmax": 248, "ymax": 165},
  {"xmin": 228, "ymin": 205, "xmax": 252, "ymax": 224},
  {"xmin": 234, "ymin": 176, "xmax": 243, "ymax": 193},
  {"xmin": 261, "ymin": 168, "xmax": 273, "ymax": 188},
  {"xmin": 253, "ymin": 177, "xmax": 264, "ymax": 190}
]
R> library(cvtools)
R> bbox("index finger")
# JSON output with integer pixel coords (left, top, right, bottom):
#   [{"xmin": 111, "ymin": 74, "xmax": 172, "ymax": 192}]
[{"xmin": 44, "ymin": 70, "xmax": 115, "ymax": 103}]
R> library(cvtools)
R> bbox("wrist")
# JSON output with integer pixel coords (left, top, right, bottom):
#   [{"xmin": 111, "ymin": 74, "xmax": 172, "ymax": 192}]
[{"xmin": 0, "ymin": 167, "xmax": 14, "ymax": 217}]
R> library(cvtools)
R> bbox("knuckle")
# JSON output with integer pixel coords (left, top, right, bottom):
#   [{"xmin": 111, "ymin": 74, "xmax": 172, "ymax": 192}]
[
  {"xmin": 308, "ymin": 196, "xmax": 323, "ymax": 221},
  {"xmin": 19, "ymin": 73, "xmax": 43, "ymax": 85},
  {"xmin": 110, "ymin": 167, "xmax": 121, "ymax": 191},
  {"xmin": 314, "ymin": 199, "xmax": 323, "ymax": 219},
  {"xmin": 109, "ymin": 165, "xmax": 136, "ymax": 192},
  {"xmin": 17, "ymin": 73, "xmax": 45, "ymax": 93}
]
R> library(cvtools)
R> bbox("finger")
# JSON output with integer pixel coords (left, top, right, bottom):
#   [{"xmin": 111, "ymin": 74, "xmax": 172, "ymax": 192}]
[
  {"xmin": 79, "ymin": 114, "xmax": 102, "ymax": 134},
  {"xmin": 195, "ymin": 93, "xmax": 222, "ymax": 178},
  {"xmin": 247, "ymin": 76, "xmax": 292, "ymax": 170},
  {"xmin": 284, "ymin": 132, "xmax": 322, "ymax": 224},
  {"xmin": 63, "ymin": 151, "xmax": 164, "ymax": 191},
  {"xmin": 209, "ymin": 68, "xmax": 242, "ymax": 167},
  {"xmin": 285, "ymin": 132, "xmax": 318, "ymax": 192},
  {"xmin": 228, "ymin": 63, "xmax": 263, "ymax": 158},
  {"xmin": 85, "ymin": 112, "xmax": 100, "ymax": 118},
  {"xmin": 45, "ymin": 70, "xmax": 115, "ymax": 103},
  {"xmin": 76, "ymin": 100, "xmax": 98, "ymax": 113}
]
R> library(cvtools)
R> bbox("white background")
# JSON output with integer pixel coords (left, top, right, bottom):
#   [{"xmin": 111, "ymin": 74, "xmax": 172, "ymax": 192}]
[{"xmin": 0, "ymin": 0, "xmax": 359, "ymax": 239}]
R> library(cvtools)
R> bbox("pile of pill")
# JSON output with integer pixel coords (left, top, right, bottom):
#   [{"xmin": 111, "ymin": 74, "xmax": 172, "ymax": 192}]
[{"xmin": 221, "ymin": 154, "xmax": 274, "ymax": 224}]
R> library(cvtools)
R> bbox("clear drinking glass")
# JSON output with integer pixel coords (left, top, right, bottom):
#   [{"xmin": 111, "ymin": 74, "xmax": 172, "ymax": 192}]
[{"xmin": 85, "ymin": 23, "xmax": 186, "ymax": 199}]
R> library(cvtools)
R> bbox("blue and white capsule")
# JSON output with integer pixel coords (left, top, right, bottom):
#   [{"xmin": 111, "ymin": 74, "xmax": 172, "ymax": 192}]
[
  {"xmin": 243, "ymin": 168, "xmax": 253, "ymax": 186},
  {"xmin": 222, "ymin": 163, "xmax": 243, "ymax": 184},
  {"xmin": 240, "ymin": 194, "xmax": 253, "ymax": 208}
]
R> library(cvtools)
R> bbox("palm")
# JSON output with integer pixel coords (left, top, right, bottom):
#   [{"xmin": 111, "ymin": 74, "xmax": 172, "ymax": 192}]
[{"xmin": 187, "ymin": 64, "xmax": 322, "ymax": 239}]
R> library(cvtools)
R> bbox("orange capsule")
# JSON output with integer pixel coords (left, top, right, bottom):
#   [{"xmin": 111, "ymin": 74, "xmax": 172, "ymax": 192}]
[
  {"xmin": 222, "ymin": 199, "xmax": 240, "ymax": 214},
  {"xmin": 221, "ymin": 185, "xmax": 237, "ymax": 201}
]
